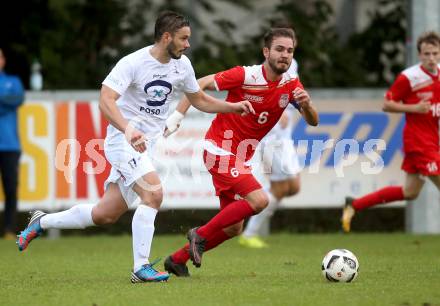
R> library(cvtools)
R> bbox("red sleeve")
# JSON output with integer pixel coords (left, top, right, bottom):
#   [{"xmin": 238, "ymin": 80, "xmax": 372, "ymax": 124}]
[
  {"xmin": 295, "ymin": 79, "xmax": 304, "ymax": 91},
  {"xmin": 214, "ymin": 66, "xmax": 245, "ymax": 91},
  {"xmin": 289, "ymin": 79, "xmax": 305, "ymax": 111},
  {"xmin": 385, "ymin": 74, "xmax": 411, "ymax": 102}
]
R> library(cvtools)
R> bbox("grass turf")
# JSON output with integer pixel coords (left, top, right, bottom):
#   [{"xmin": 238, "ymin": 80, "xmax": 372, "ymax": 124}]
[{"xmin": 1, "ymin": 233, "xmax": 440, "ymax": 306}]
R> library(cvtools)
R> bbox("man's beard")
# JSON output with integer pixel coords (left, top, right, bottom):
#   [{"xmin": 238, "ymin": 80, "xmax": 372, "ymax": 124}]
[
  {"xmin": 167, "ymin": 41, "xmax": 182, "ymax": 59},
  {"xmin": 268, "ymin": 57, "xmax": 289, "ymax": 75}
]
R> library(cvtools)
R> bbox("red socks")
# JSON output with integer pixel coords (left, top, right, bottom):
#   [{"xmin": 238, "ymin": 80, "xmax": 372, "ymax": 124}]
[
  {"xmin": 171, "ymin": 230, "xmax": 231, "ymax": 264},
  {"xmin": 197, "ymin": 199, "xmax": 255, "ymax": 238},
  {"xmin": 352, "ymin": 186, "xmax": 404, "ymax": 211},
  {"xmin": 171, "ymin": 199, "xmax": 256, "ymax": 265}
]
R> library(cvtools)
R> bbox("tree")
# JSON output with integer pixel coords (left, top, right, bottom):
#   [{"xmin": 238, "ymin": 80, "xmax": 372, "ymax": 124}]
[
  {"xmin": 0, "ymin": 0, "xmax": 52, "ymax": 87},
  {"xmin": 234, "ymin": 0, "xmax": 367, "ymax": 87},
  {"xmin": 235, "ymin": 0, "xmax": 406, "ymax": 87},
  {"xmin": 0, "ymin": 0, "xmax": 406, "ymax": 89},
  {"xmin": 348, "ymin": 0, "xmax": 406, "ymax": 86}
]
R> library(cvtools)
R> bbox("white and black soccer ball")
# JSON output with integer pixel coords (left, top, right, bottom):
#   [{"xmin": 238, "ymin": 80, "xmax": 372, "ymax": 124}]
[{"xmin": 321, "ymin": 249, "xmax": 359, "ymax": 282}]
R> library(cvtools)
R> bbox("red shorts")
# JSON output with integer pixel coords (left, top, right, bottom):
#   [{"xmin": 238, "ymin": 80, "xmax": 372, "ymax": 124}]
[
  {"xmin": 402, "ymin": 151, "xmax": 440, "ymax": 176},
  {"xmin": 203, "ymin": 150, "xmax": 262, "ymax": 209}
]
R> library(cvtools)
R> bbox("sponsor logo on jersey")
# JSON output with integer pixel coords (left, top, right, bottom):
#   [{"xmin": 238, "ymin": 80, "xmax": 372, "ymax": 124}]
[
  {"xmin": 244, "ymin": 93, "xmax": 264, "ymax": 103},
  {"xmin": 153, "ymin": 74, "xmax": 168, "ymax": 79},
  {"xmin": 417, "ymin": 91, "xmax": 433, "ymax": 100},
  {"xmin": 173, "ymin": 64, "xmax": 180, "ymax": 74},
  {"xmin": 278, "ymin": 94, "xmax": 289, "ymax": 108},
  {"xmin": 144, "ymin": 80, "xmax": 172, "ymax": 106},
  {"xmin": 128, "ymin": 158, "xmax": 137, "ymax": 169}
]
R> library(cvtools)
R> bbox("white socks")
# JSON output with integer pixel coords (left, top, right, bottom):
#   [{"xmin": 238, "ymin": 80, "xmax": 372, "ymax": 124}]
[
  {"xmin": 40, "ymin": 204, "xmax": 95, "ymax": 229},
  {"xmin": 243, "ymin": 191, "xmax": 279, "ymax": 238},
  {"xmin": 132, "ymin": 205, "xmax": 157, "ymax": 272},
  {"xmin": 38, "ymin": 202, "xmax": 158, "ymax": 273}
]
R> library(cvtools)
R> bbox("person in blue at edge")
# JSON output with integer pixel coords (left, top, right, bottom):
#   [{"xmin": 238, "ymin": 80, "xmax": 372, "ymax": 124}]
[{"xmin": 0, "ymin": 47, "xmax": 25, "ymax": 240}]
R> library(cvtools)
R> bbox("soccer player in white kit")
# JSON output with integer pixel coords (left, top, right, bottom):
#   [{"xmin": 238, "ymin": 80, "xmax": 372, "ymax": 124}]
[{"xmin": 16, "ymin": 11, "xmax": 254, "ymax": 283}]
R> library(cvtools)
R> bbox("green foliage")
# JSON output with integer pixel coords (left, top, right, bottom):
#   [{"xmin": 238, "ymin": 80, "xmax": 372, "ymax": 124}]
[
  {"xmin": 40, "ymin": 0, "xmax": 154, "ymax": 89},
  {"xmin": 0, "ymin": 0, "xmax": 406, "ymax": 88},
  {"xmin": 226, "ymin": 0, "xmax": 406, "ymax": 87},
  {"xmin": 269, "ymin": 0, "xmax": 358, "ymax": 86},
  {"xmin": 2, "ymin": 234, "xmax": 440, "ymax": 305},
  {"xmin": 348, "ymin": 0, "xmax": 406, "ymax": 86},
  {"xmin": 2, "ymin": 0, "xmax": 253, "ymax": 89}
]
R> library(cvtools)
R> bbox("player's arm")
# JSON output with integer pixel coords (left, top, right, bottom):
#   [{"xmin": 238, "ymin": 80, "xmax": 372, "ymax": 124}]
[
  {"xmin": 382, "ymin": 74, "xmax": 430, "ymax": 114},
  {"xmin": 187, "ymin": 94, "xmax": 253, "ymax": 115},
  {"xmin": 174, "ymin": 75, "xmax": 217, "ymax": 114},
  {"xmin": 382, "ymin": 99, "xmax": 430, "ymax": 114},
  {"xmin": 184, "ymin": 74, "xmax": 253, "ymax": 114},
  {"xmin": 294, "ymin": 88, "xmax": 319, "ymax": 126},
  {"xmin": 99, "ymin": 85, "xmax": 127, "ymax": 132},
  {"xmin": 165, "ymin": 73, "xmax": 254, "ymax": 137},
  {"xmin": 165, "ymin": 75, "xmax": 228, "ymax": 137},
  {"xmin": 99, "ymin": 85, "xmax": 146, "ymax": 152}
]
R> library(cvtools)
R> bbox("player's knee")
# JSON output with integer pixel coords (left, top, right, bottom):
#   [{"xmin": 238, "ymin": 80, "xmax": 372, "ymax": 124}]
[
  {"xmin": 92, "ymin": 211, "xmax": 120, "ymax": 225},
  {"xmin": 404, "ymin": 189, "xmax": 420, "ymax": 200},
  {"xmin": 403, "ymin": 184, "xmax": 422, "ymax": 200},
  {"xmin": 287, "ymin": 184, "xmax": 300, "ymax": 196},
  {"xmin": 250, "ymin": 193, "xmax": 269, "ymax": 213},
  {"xmin": 283, "ymin": 178, "xmax": 300, "ymax": 197},
  {"xmin": 271, "ymin": 189, "xmax": 284, "ymax": 201},
  {"xmin": 139, "ymin": 190, "xmax": 163, "ymax": 208}
]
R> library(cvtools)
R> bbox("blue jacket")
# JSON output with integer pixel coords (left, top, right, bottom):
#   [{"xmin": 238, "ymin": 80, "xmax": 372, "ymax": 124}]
[{"xmin": 0, "ymin": 71, "xmax": 24, "ymax": 151}]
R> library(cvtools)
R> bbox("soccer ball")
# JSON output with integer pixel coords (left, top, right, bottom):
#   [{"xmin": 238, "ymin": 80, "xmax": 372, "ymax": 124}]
[{"xmin": 321, "ymin": 249, "xmax": 359, "ymax": 282}]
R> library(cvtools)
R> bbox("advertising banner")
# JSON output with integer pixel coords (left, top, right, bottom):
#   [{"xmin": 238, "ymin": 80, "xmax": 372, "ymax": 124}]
[{"xmin": 0, "ymin": 97, "xmax": 404, "ymax": 210}]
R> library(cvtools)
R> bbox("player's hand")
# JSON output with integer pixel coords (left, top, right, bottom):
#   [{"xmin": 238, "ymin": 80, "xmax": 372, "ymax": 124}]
[
  {"xmin": 164, "ymin": 110, "xmax": 185, "ymax": 138},
  {"xmin": 293, "ymin": 88, "xmax": 312, "ymax": 109},
  {"xmin": 125, "ymin": 126, "xmax": 147, "ymax": 153},
  {"xmin": 233, "ymin": 100, "xmax": 256, "ymax": 116},
  {"xmin": 414, "ymin": 100, "xmax": 431, "ymax": 114}
]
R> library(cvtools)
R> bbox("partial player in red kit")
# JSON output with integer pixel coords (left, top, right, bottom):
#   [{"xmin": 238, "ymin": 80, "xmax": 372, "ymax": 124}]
[
  {"xmin": 341, "ymin": 31, "xmax": 440, "ymax": 232},
  {"xmin": 161, "ymin": 27, "xmax": 319, "ymax": 276}
]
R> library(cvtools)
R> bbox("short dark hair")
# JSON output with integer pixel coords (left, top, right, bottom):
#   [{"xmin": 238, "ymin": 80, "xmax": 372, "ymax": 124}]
[
  {"xmin": 263, "ymin": 28, "xmax": 296, "ymax": 49},
  {"xmin": 154, "ymin": 11, "xmax": 190, "ymax": 42},
  {"xmin": 417, "ymin": 31, "xmax": 440, "ymax": 52}
]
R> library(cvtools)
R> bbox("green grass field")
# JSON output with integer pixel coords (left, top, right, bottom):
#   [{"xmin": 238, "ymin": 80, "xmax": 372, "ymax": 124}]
[{"xmin": 1, "ymin": 233, "xmax": 440, "ymax": 306}]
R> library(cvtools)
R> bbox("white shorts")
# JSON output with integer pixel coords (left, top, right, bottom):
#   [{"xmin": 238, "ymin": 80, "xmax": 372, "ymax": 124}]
[
  {"xmin": 252, "ymin": 138, "xmax": 301, "ymax": 183},
  {"xmin": 103, "ymin": 131, "xmax": 156, "ymax": 207}
]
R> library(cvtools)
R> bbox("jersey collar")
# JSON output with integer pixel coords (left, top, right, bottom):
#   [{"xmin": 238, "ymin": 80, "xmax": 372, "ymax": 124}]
[
  {"xmin": 420, "ymin": 64, "xmax": 439, "ymax": 80},
  {"xmin": 261, "ymin": 65, "xmax": 282, "ymax": 85}
]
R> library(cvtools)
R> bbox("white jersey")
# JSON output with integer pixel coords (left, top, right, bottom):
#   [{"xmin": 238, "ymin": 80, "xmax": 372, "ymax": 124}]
[{"xmin": 102, "ymin": 45, "xmax": 200, "ymax": 140}]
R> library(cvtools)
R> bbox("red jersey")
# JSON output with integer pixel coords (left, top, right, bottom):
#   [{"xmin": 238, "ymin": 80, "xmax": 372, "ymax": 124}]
[
  {"xmin": 205, "ymin": 65, "xmax": 303, "ymax": 161},
  {"xmin": 385, "ymin": 64, "xmax": 440, "ymax": 154}
]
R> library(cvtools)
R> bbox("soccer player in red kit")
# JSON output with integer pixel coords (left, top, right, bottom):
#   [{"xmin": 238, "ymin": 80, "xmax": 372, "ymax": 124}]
[
  {"xmin": 162, "ymin": 27, "xmax": 319, "ymax": 276},
  {"xmin": 341, "ymin": 31, "xmax": 440, "ymax": 232}
]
